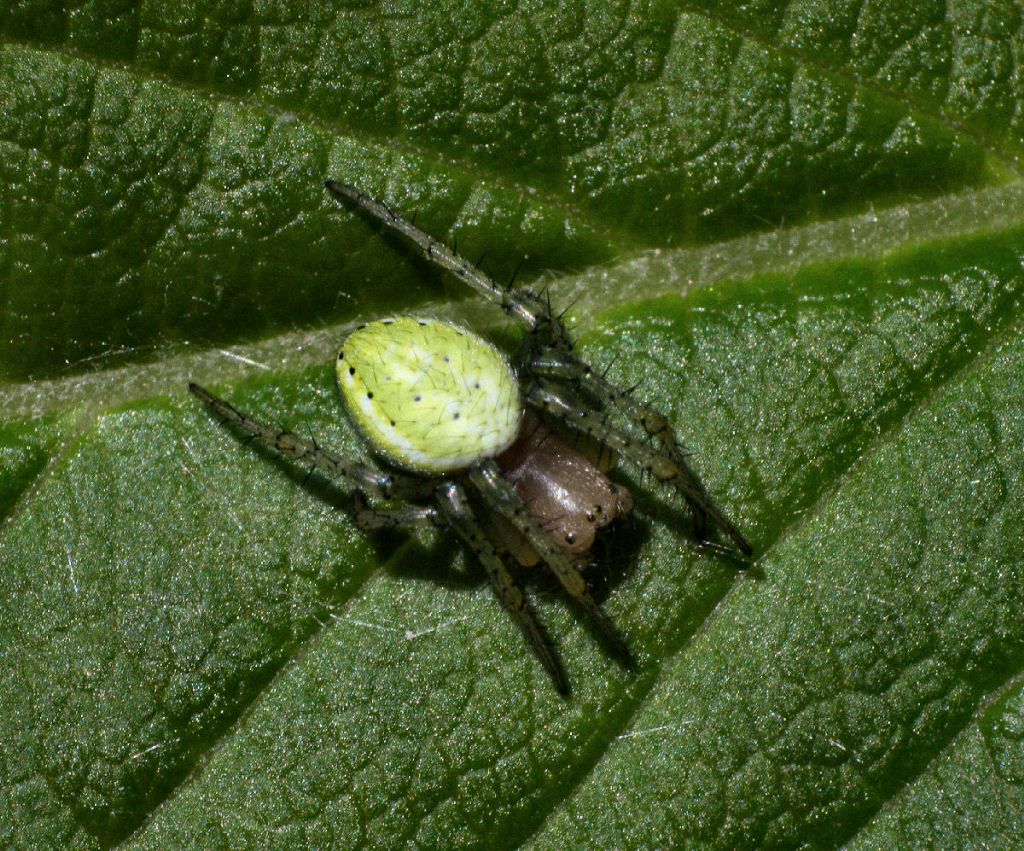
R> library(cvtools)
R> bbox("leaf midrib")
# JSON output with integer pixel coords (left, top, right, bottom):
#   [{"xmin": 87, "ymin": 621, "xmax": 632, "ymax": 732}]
[{"xmin": 4, "ymin": 179, "xmax": 1024, "ymax": 423}]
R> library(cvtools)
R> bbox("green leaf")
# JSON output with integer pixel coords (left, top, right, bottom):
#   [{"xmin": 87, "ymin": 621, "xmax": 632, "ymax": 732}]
[{"xmin": 1, "ymin": 2, "xmax": 1023, "ymax": 848}]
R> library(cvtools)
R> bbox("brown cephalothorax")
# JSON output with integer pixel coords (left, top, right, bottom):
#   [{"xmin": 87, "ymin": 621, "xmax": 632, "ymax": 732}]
[{"xmin": 486, "ymin": 410, "xmax": 633, "ymax": 566}]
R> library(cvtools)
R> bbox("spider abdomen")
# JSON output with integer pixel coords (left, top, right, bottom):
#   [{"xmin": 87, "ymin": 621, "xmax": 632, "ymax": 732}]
[{"xmin": 337, "ymin": 317, "xmax": 522, "ymax": 474}]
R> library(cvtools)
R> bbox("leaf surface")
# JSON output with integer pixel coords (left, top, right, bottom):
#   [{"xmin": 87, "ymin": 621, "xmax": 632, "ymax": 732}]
[{"xmin": 1, "ymin": 2, "xmax": 1023, "ymax": 848}]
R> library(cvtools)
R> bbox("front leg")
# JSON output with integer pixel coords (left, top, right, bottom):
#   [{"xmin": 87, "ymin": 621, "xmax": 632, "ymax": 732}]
[
  {"xmin": 189, "ymin": 383, "xmax": 434, "ymax": 501},
  {"xmin": 324, "ymin": 181, "xmax": 571, "ymax": 349},
  {"xmin": 526, "ymin": 355, "xmax": 752, "ymax": 557}
]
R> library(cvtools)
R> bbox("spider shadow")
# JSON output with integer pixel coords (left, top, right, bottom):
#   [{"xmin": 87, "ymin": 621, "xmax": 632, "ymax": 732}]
[
  {"xmin": 629, "ymin": 483, "xmax": 763, "ymax": 580},
  {"xmin": 384, "ymin": 510, "xmax": 654, "ymax": 682},
  {"xmin": 528, "ymin": 509, "xmax": 651, "ymax": 670},
  {"xmin": 263, "ymin": 451, "xmax": 484, "ymax": 588},
  {"xmin": 234, "ymin": 435, "xmax": 493, "ymax": 591},
  {"xmin": 530, "ymin": 511, "xmax": 649, "ymax": 605},
  {"xmin": 380, "ymin": 532, "xmax": 483, "ymax": 590},
  {"xmin": 514, "ymin": 483, "xmax": 760, "ymax": 666},
  {"xmin": 378, "ymin": 506, "xmax": 652, "ymax": 599}
]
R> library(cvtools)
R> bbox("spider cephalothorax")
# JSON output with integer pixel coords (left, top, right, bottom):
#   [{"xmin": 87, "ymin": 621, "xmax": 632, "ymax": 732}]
[{"xmin": 189, "ymin": 181, "xmax": 750, "ymax": 694}]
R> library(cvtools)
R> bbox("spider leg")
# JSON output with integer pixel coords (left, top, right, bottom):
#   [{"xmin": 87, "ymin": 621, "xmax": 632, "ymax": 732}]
[
  {"xmin": 434, "ymin": 482, "xmax": 568, "ymax": 695},
  {"xmin": 324, "ymin": 181, "xmax": 568, "ymax": 345},
  {"xmin": 467, "ymin": 460, "xmax": 634, "ymax": 667},
  {"xmin": 189, "ymin": 383, "xmax": 433, "ymax": 501},
  {"xmin": 351, "ymin": 492, "xmax": 443, "ymax": 530},
  {"xmin": 525, "ymin": 377, "xmax": 752, "ymax": 557}
]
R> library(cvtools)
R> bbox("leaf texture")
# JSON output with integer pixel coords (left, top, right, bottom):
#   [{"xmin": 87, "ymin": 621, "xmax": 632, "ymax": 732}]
[{"xmin": 1, "ymin": 2, "xmax": 1023, "ymax": 848}]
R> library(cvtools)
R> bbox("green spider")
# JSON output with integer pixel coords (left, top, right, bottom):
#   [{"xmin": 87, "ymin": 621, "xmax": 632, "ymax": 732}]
[{"xmin": 189, "ymin": 181, "xmax": 751, "ymax": 695}]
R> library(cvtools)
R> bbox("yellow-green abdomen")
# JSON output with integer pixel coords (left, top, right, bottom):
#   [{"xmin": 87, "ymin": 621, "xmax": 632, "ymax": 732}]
[{"xmin": 336, "ymin": 317, "xmax": 522, "ymax": 474}]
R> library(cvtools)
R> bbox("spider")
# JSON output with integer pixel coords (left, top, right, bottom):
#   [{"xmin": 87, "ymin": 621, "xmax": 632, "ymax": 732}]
[{"xmin": 189, "ymin": 181, "xmax": 751, "ymax": 695}]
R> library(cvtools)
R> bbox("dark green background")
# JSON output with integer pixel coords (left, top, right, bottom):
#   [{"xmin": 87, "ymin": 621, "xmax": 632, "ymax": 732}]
[{"xmin": 2, "ymin": 1, "xmax": 1023, "ymax": 847}]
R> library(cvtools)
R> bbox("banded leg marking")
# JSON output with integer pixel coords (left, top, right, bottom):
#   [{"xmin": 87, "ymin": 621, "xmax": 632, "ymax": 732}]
[
  {"xmin": 468, "ymin": 460, "xmax": 633, "ymax": 667},
  {"xmin": 435, "ymin": 482, "xmax": 568, "ymax": 695},
  {"xmin": 189, "ymin": 383, "xmax": 432, "ymax": 501}
]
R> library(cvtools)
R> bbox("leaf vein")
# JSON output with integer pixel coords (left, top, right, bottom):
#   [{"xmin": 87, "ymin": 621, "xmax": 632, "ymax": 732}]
[
  {"xmin": 0, "ymin": 35, "xmax": 637, "ymax": 250},
  {"xmin": 671, "ymin": 0, "xmax": 1021, "ymax": 175}
]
